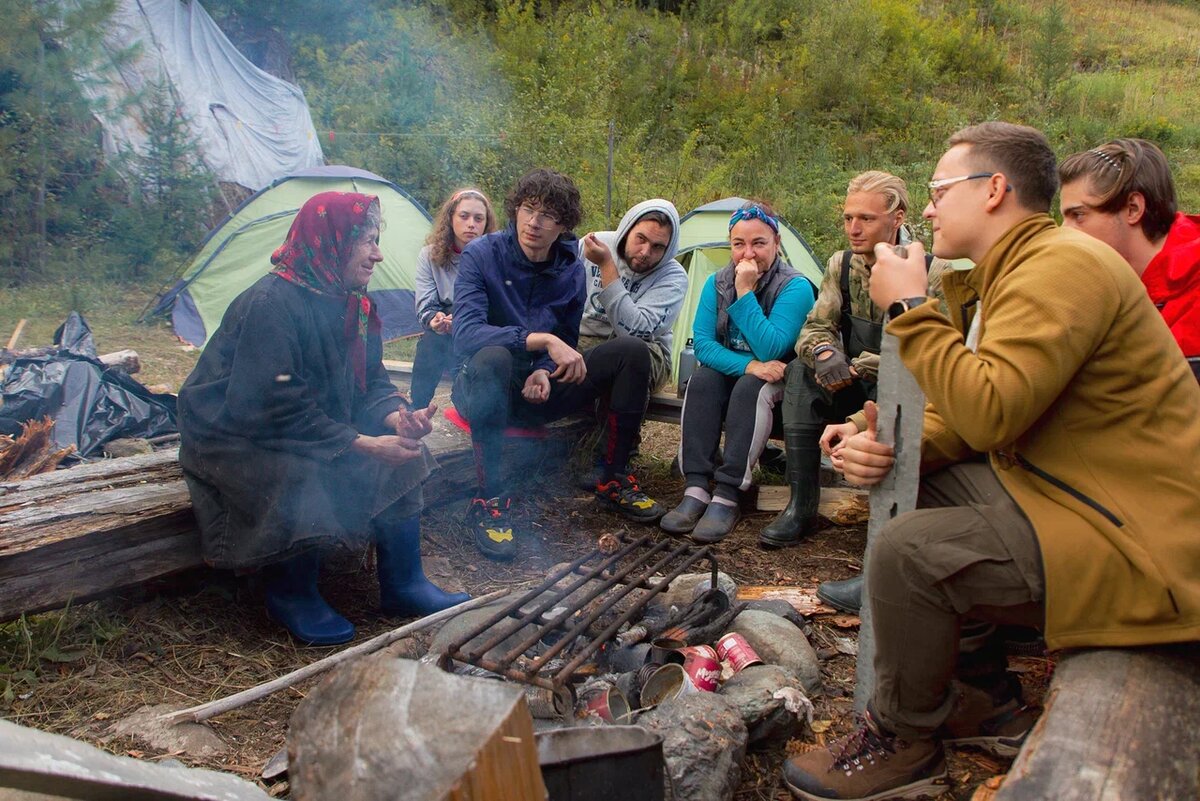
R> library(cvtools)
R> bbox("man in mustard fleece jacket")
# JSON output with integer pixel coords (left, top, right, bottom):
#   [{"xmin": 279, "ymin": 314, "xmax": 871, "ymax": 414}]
[{"xmin": 782, "ymin": 122, "xmax": 1200, "ymax": 801}]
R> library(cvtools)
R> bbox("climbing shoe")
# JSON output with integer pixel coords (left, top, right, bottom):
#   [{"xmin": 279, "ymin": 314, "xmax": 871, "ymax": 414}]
[
  {"xmin": 470, "ymin": 496, "xmax": 516, "ymax": 561},
  {"xmin": 594, "ymin": 474, "xmax": 664, "ymax": 523}
]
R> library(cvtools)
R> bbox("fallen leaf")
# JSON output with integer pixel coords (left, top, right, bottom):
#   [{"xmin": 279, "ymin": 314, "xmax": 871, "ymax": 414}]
[
  {"xmin": 833, "ymin": 636, "xmax": 858, "ymax": 656},
  {"xmin": 827, "ymin": 615, "xmax": 860, "ymax": 628},
  {"xmin": 810, "ymin": 719, "xmax": 832, "ymax": 733}
]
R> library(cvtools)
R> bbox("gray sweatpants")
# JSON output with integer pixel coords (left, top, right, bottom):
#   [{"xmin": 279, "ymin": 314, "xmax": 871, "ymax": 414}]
[{"xmin": 677, "ymin": 365, "xmax": 783, "ymax": 502}]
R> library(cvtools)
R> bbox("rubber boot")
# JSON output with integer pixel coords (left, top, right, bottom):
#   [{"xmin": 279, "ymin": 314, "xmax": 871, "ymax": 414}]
[
  {"xmin": 376, "ymin": 515, "xmax": 472, "ymax": 617},
  {"xmin": 817, "ymin": 574, "xmax": 863, "ymax": 613},
  {"xmin": 759, "ymin": 426, "xmax": 824, "ymax": 547},
  {"xmin": 262, "ymin": 550, "xmax": 356, "ymax": 646}
]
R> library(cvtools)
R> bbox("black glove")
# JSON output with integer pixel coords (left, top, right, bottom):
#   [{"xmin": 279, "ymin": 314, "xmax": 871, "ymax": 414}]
[{"xmin": 814, "ymin": 349, "xmax": 854, "ymax": 391}]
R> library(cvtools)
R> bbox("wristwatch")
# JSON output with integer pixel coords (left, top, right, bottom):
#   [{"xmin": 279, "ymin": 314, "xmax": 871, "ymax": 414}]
[{"xmin": 887, "ymin": 296, "xmax": 929, "ymax": 321}]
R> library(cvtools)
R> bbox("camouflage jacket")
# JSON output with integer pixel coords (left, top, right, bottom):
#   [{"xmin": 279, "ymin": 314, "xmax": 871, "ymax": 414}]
[{"xmin": 795, "ymin": 250, "xmax": 951, "ymax": 379}]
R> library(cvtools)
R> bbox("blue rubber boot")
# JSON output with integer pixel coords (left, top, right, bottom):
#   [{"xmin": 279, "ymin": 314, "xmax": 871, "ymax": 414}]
[
  {"xmin": 377, "ymin": 515, "xmax": 472, "ymax": 617},
  {"xmin": 262, "ymin": 550, "xmax": 355, "ymax": 646}
]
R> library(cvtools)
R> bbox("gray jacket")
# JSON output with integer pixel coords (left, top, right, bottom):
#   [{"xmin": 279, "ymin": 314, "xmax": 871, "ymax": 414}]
[{"xmin": 414, "ymin": 244, "xmax": 459, "ymax": 330}]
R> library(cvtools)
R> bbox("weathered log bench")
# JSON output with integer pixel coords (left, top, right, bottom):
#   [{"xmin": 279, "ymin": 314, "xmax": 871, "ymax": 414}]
[{"xmin": 992, "ymin": 644, "xmax": 1200, "ymax": 801}]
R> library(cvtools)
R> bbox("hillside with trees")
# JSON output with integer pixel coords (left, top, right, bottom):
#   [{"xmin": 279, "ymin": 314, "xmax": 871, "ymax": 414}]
[{"xmin": 2, "ymin": 0, "xmax": 1197, "ymax": 288}]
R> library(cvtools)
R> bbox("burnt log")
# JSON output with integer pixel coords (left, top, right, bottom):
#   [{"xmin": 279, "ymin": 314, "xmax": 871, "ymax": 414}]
[{"xmin": 994, "ymin": 645, "xmax": 1200, "ymax": 801}]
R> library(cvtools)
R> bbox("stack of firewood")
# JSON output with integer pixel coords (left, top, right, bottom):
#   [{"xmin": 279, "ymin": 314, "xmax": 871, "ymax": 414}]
[{"xmin": 0, "ymin": 417, "xmax": 74, "ymax": 480}]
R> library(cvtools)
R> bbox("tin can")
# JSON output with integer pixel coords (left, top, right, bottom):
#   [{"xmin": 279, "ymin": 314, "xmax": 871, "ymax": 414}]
[
  {"xmin": 525, "ymin": 685, "xmax": 573, "ymax": 720},
  {"xmin": 681, "ymin": 648, "xmax": 721, "ymax": 692},
  {"xmin": 640, "ymin": 663, "xmax": 700, "ymax": 707},
  {"xmin": 576, "ymin": 682, "xmax": 631, "ymax": 723},
  {"xmin": 677, "ymin": 645, "xmax": 719, "ymax": 662},
  {"xmin": 716, "ymin": 632, "xmax": 764, "ymax": 673}
]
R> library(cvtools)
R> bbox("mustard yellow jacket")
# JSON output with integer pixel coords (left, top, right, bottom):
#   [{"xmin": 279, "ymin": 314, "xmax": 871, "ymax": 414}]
[{"xmin": 888, "ymin": 214, "xmax": 1200, "ymax": 650}]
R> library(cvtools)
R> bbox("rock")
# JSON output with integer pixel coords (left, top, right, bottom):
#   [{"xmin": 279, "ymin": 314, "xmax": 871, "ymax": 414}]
[
  {"xmin": 743, "ymin": 599, "xmax": 806, "ymax": 628},
  {"xmin": 103, "ymin": 438, "xmax": 153, "ymax": 458},
  {"xmin": 647, "ymin": 572, "xmax": 738, "ymax": 615},
  {"xmin": 426, "ymin": 594, "xmax": 542, "ymax": 666},
  {"xmin": 718, "ymin": 664, "xmax": 811, "ymax": 745},
  {"xmin": 108, "ymin": 703, "xmax": 227, "ymax": 758},
  {"xmin": 726, "ymin": 610, "xmax": 822, "ymax": 696},
  {"xmin": 638, "ymin": 693, "xmax": 747, "ymax": 801}
]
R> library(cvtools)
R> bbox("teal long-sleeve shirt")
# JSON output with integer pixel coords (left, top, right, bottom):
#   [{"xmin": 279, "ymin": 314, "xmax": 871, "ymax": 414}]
[{"xmin": 692, "ymin": 274, "xmax": 814, "ymax": 376}]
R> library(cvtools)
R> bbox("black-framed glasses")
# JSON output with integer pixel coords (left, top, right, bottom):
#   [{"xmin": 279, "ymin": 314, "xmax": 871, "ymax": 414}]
[{"xmin": 927, "ymin": 173, "xmax": 995, "ymax": 207}]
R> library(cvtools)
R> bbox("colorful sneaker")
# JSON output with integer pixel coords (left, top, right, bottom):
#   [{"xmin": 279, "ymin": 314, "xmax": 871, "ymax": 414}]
[
  {"xmin": 782, "ymin": 711, "xmax": 949, "ymax": 800},
  {"xmin": 940, "ymin": 679, "xmax": 1040, "ymax": 758},
  {"xmin": 594, "ymin": 474, "xmax": 664, "ymax": 523},
  {"xmin": 470, "ymin": 496, "xmax": 516, "ymax": 561}
]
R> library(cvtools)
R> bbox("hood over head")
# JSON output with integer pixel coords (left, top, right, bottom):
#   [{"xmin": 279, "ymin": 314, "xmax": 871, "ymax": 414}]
[{"xmin": 599, "ymin": 199, "xmax": 681, "ymax": 280}]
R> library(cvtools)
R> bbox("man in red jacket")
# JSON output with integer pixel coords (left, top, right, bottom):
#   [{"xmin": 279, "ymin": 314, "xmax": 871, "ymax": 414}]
[{"xmin": 1060, "ymin": 138, "xmax": 1200, "ymax": 370}]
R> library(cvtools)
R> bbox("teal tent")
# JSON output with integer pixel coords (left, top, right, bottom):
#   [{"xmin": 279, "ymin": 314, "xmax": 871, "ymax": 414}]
[
  {"xmin": 668, "ymin": 198, "xmax": 823, "ymax": 379},
  {"xmin": 156, "ymin": 166, "xmax": 432, "ymax": 346}
]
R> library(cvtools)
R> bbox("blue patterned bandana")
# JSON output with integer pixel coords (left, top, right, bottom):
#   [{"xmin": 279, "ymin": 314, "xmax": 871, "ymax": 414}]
[{"xmin": 728, "ymin": 205, "xmax": 779, "ymax": 233}]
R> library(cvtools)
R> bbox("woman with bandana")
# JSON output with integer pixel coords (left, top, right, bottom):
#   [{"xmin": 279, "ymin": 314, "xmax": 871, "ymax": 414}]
[
  {"xmin": 660, "ymin": 200, "xmax": 815, "ymax": 543},
  {"xmin": 178, "ymin": 192, "xmax": 469, "ymax": 646}
]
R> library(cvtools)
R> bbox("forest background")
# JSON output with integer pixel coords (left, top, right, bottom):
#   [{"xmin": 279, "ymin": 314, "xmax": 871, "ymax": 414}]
[{"xmin": 1, "ymin": 0, "xmax": 1198, "ymax": 294}]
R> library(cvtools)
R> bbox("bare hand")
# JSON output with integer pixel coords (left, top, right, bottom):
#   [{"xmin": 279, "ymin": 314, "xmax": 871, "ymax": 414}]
[
  {"xmin": 546, "ymin": 336, "xmax": 587, "ymax": 384},
  {"xmin": 745, "ymin": 359, "xmax": 787, "ymax": 383},
  {"xmin": 390, "ymin": 403, "xmax": 438, "ymax": 439},
  {"xmin": 819, "ymin": 421, "xmax": 859, "ymax": 458},
  {"xmin": 734, "ymin": 259, "xmax": 759, "ymax": 296},
  {"xmin": 582, "ymin": 233, "xmax": 613, "ymax": 267},
  {"xmin": 522, "ymin": 370, "xmax": 551, "ymax": 403},
  {"xmin": 839, "ymin": 401, "xmax": 895, "ymax": 486},
  {"xmin": 870, "ymin": 241, "xmax": 929, "ymax": 310},
  {"xmin": 352, "ymin": 434, "xmax": 423, "ymax": 465},
  {"xmin": 429, "ymin": 312, "xmax": 453, "ymax": 335}
]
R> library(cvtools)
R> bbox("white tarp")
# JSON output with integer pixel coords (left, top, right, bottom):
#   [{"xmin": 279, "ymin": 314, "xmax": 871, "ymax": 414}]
[{"xmin": 83, "ymin": 0, "xmax": 323, "ymax": 190}]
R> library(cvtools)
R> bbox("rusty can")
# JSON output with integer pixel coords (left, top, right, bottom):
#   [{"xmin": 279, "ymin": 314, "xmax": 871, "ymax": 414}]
[
  {"xmin": 681, "ymin": 648, "xmax": 721, "ymax": 692},
  {"xmin": 716, "ymin": 632, "xmax": 764, "ymax": 673},
  {"xmin": 524, "ymin": 685, "xmax": 573, "ymax": 720},
  {"xmin": 576, "ymin": 682, "xmax": 631, "ymax": 723}
]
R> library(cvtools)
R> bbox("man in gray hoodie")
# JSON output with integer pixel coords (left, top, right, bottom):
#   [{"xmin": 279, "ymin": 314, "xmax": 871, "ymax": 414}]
[
  {"xmin": 579, "ymin": 199, "xmax": 689, "ymax": 391},
  {"xmin": 577, "ymin": 199, "xmax": 689, "ymax": 516}
]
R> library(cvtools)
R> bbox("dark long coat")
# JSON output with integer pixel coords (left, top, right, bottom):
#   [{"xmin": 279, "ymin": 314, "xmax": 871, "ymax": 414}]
[{"xmin": 178, "ymin": 274, "xmax": 432, "ymax": 570}]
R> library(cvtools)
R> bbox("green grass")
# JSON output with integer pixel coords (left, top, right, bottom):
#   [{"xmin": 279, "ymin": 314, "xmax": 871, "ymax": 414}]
[{"xmin": 0, "ymin": 608, "xmax": 125, "ymax": 705}]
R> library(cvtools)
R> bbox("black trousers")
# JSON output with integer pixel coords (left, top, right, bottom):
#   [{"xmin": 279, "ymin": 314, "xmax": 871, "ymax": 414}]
[
  {"xmin": 410, "ymin": 331, "xmax": 455, "ymax": 409},
  {"xmin": 677, "ymin": 366, "xmax": 784, "ymax": 502},
  {"xmin": 780, "ymin": 359, "xmax": 876, "ymax": 430},
  {"xmin": 452, "ymin": 338, "xmax": 651, "ymax": 496}
]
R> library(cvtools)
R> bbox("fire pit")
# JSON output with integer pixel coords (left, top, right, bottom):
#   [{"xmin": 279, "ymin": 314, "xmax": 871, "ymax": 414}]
[{"xmin": 437, "ymin": 531, "xmax": 719, "ymax": 691}]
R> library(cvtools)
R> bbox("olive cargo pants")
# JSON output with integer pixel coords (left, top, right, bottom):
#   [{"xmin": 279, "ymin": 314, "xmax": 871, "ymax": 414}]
[{"xmin": 868, "ymin": 461, "xmax": 1046, "ymax": 740}]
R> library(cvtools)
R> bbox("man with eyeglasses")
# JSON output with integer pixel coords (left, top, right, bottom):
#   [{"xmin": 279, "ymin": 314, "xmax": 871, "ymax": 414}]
[
  {"xmin": 782, "ymin": 122, "xmax": 1200, "ymax": 801},
  {"xmin": 451, "ymin": 169, "xmax": 665, "ymax": 560},
  {"xmin": 761, "ymin": 171, "xmax": 951, "ymax": 558}
]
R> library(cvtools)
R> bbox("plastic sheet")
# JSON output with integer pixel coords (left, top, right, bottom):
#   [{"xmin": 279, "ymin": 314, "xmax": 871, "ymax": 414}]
[{"xmin": 0, "ymin": 314, "xmax": 177, "ymax": 460}]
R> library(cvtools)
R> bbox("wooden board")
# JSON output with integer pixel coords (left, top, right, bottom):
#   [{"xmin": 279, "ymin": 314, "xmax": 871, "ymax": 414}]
[
  {"xmin": 994, "ymin": 645, "xmax": 1200, "ymax": 801},
  {"xmin": 736, "ymin": 585, "xmax": 836, "ymax": 617}
]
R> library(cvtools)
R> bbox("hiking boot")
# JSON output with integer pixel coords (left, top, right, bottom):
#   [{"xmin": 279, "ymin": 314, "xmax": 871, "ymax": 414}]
[
  {"xmin": 783, "ymin": 711, "xmax": 949, "ymax": 801},
  {"xmin": 660, "ymin": 495, "xmax": 708, "ymax": 534},
  {"xmin": 594, "ymin": 474, "xmax": 664, "ymax": 523},
  {"xmin": 470, "ymin": 496, "xmax": 516, "ymax": 561},
  {"xmin": 691, "ymin": 501, "xmax": 740, "ymax": 543},
  {"xmin": 817, "ymin": 575, "xmax": 863, "ymax": 614},
  {"xmin": 940, "ymin": 679, "xmax": 1040, "ymax": 758}
]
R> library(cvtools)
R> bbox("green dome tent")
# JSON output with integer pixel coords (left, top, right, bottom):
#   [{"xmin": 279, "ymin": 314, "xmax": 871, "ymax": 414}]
[
  {"xmin": 668, "ymin": 198, "xmax": 823, "ymax": 380},
  {"xmin": 156, "ymin": 166, "xmax": 432, "ymax": 346}
]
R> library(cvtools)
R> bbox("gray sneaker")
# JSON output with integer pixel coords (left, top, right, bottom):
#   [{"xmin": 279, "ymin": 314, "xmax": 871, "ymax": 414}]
[
  {"xmin": 691, "ymin": 502, "xmax": 740, "ymax": 543},
  {"xmin": 660, "ymin": 496, "xmax": 708, "ymax": 534}
]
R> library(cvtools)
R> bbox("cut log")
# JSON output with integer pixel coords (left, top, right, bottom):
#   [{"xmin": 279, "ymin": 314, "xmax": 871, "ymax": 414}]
[
  {"xmin": 735, "ymin": 585, "xmax": 835, "ymax": 617},
  {"xmin": 0, "ymin": 718, "xmax": 270, "ymax": 800},
  {"xmin": 994, "ymin": 644, "xmax": 1200, "ymax": 801},
  {"xmin": 98, "ymin": 348, "xmax": 141, "ymax": 374},
  {"xmin": 753, "ymin": 485, "xmax": 866, "ymax": 519},
  {"xmin": 289, "ymin": 656, "xmax": 546, "ymax": 801}
]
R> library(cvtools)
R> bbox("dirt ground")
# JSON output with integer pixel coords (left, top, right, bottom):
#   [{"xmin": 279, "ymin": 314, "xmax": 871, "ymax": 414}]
[{"xmin": 0, "ymin": 299, "xmax": 1050, "ymax": 799}]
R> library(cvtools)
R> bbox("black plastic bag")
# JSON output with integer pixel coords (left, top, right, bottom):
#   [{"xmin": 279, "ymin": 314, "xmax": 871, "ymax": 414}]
[{"xmin": 0, "ymin": 313, "xmax": 177, "ymax": 459}]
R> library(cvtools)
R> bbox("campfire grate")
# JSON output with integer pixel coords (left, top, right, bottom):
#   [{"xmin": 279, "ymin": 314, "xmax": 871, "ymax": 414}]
[{"xmin": 438, "ymin": 531, "xmax": 718, "ymax": 690}]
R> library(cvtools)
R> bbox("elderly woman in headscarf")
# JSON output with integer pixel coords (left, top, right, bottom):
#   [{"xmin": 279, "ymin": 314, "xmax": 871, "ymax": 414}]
[
  {"xmin": 660, "ymin": 199, "xmax": 815, "ymax": 544},
  {"xmin": 178, "ymin": 191, "xmax": 469, "ymax": 646}
]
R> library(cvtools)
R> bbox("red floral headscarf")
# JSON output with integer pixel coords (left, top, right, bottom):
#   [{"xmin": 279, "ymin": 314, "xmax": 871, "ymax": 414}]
[{"xmin": 270, "ymin": 191, "xmax": 381, "ymax": 390}]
